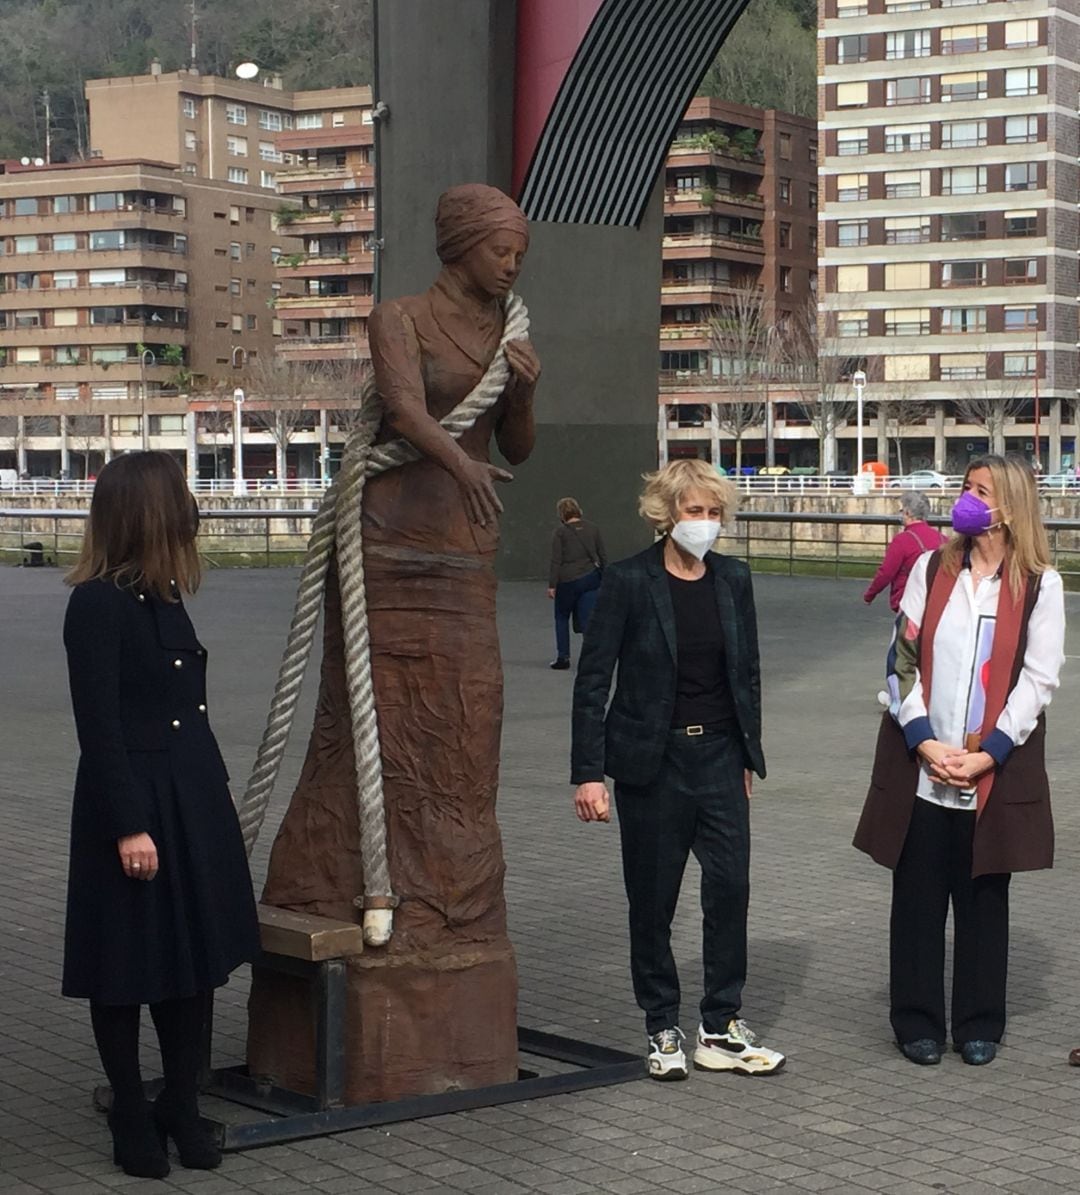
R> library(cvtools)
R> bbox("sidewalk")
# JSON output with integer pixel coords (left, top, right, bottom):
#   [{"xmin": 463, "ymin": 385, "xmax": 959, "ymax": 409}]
[{"xmin": 2, "ymin": 565, "xmax": 1080, "ymax": 1194}]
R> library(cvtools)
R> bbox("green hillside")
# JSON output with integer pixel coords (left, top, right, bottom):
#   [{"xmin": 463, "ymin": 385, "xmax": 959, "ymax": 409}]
[{"xmin": 0, "ymin": 0, "xmax": 813, "ymax": 162}]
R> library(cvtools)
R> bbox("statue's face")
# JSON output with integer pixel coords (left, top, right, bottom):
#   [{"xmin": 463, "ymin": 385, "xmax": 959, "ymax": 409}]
[{"xmin": 458, "ymin": 229, "xmax": 528, "ymax": 300}]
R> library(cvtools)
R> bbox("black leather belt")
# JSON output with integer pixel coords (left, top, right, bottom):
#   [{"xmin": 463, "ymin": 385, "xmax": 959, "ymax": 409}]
[{"xmin": 671, "ymin": 720, "xmax": 737, "ymax": 737}]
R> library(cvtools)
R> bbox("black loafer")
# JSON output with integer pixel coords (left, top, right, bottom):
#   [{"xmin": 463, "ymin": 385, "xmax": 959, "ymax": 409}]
[
  {"xmin": 955, "ymin": 1040, "xmax": 997, "ymax": 1066},
  {"xmin": 899, "ymin": 1039, "xmax": 942, "ymax": 1065},
  {"xmin": 549, "ymin": 657, "xmax": 571, "ymax": 670}
]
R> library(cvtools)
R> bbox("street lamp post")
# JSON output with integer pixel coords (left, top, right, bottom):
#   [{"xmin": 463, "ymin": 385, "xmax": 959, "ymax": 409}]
[
  {"xmin": 139, "ymin": 348, "xmax": 155, "ymax": 451},
  {"xmin": 232, "ymin": 387, "xmax": 245, "ymax": 496},
  {"xmin": 853, "ymin": 369, "xmax": 867, "ymax": 476}
]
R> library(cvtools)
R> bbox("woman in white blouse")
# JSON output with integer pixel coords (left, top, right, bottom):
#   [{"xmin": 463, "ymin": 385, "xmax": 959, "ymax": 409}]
[{"xmin": 854, "ymin": 454, "xmax": 1064, "ymax": 1067}]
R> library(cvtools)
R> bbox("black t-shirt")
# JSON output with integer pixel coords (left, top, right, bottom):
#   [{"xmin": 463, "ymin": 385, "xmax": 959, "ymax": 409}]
[{"xmin": 668, "ymin": 570, "xmax": 736, "ymax": 727}]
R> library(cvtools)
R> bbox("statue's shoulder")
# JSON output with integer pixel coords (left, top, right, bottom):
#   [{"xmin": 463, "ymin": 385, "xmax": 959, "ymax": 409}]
[{"xmin": 370, "ymin": 292, "xmax": 430, "ymax": 340}]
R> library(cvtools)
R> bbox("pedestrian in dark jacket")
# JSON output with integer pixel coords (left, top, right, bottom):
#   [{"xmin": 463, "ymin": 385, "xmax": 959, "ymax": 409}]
[
  {"xmin": 864, "ymin": 491, "xmax": 945, "ymax": 612},
  {"xmin": 547, "ymin": 497, "xmax": 606, "ymax": 669},
  {"xmin": 570, "ymin": 459, "xmax": 784, "ymax": 1081},
  {"xmin": 63, "ymin": 452, "xmax": 259, "ymax": 1179}
]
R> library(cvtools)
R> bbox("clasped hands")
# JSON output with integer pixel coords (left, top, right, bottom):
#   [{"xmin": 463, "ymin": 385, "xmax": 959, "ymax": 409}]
[{"xmin": 917, "ymin": 739, "xmax": 994, "ymax": 788}]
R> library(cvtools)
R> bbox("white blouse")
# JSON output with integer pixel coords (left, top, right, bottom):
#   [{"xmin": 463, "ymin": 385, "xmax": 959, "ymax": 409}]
[{"xmin": 897, "ymin": 552, "xmax": 1065, "ymax": 810}]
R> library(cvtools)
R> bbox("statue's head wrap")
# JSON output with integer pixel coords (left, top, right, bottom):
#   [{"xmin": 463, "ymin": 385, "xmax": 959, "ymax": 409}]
[{"xmin": 435, "ymin": 184, "xmax": 529, "ymax": 264}]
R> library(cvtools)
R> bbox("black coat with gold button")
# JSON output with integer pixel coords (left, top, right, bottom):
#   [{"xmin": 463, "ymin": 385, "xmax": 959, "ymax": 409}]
[{"xmin": 61, "ymin": 577, "xmax": 259, "ymax": 1005}]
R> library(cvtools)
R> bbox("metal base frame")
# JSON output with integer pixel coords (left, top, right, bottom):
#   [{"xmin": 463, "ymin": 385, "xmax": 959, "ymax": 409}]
[{"xmin": 204, "ymin": 1027, "xmax": 644, "ymax": 1150}]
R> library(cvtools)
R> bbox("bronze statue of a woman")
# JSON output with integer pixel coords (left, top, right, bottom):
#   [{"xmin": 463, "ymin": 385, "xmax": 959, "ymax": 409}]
[{"xmin": 247, "ymin": 185, "xmax": 540, "ymax": 1102}]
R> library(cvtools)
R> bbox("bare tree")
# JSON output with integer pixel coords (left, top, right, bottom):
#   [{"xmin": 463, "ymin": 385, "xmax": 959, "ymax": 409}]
[
  {"xmin": 196, "ymin": 406, "xmax": 234, "ymax": 481},
  {"xmin": 235, "ymin": 354, "xmax": 322, "ymax": 480},
  {"xmin": 707, "ymin": 283, "xmax": 770, "ymax": 473},
  {"xmin": 874, "ymin": 379, "xmax": 932, "ymax": 475},
  {"xmin": 67, "ymin": 414, "xmax": 105, "ymax": 479},
  {"xmin": 953, "ymin": 354, "xmax": 1029, "ymax": 458}
]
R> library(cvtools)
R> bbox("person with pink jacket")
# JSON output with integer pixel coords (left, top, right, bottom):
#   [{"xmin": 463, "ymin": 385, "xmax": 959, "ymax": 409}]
[{"xmin": 864, "ymin": 491, "xmax": 945, "ymax": 612}]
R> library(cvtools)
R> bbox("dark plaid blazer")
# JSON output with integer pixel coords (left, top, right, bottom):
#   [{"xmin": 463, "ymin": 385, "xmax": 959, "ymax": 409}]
[{"xmin": 571, "ymin": 540, "xmax": 765, "ymax": 786}]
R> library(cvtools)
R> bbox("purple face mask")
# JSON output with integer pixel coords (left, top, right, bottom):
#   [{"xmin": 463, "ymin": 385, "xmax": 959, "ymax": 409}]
[{"xmin": 951, "ymin": 491, "xmax": 997, "ymax": 536}]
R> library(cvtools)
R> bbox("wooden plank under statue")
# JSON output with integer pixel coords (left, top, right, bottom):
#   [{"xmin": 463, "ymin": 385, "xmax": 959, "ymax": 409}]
[{"xmin": 246, "ymin": 184, "xmax": 541, "ymax": 1104}]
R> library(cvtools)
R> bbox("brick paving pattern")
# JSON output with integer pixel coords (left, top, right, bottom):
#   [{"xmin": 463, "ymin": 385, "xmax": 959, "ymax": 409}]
[{"xmin": 2, "ymin": 565, "xmax": 1080, "ymax": 1193}]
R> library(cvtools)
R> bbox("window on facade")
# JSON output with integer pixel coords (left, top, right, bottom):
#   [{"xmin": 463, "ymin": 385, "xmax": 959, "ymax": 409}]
[
  {"xmin": 228, "ymin": 242, "xmax": 241, "ymax": 261},
  {"xmin": 836, "ymin": 310, "xmax": 869, "ymax": 337},
  {"xmin": 231, "ymin": 314, "xmax": 243, "ymax": 333},
  {"xmin": 14, "ymin": 236, "xmax": 39, "ymax": 254},
  {"xmin": 1004, "ymin": 19, "xmax": 1039, "ymax": 47},
  {"xmin": 1005, "ymin": 163, "xmax": 1039, "ymax": 192},
  {"xmin": 13, "ymin": 310, "xmax": 41, "ymax": 327},
  {"xmin": 886, "ymin": 0, "xmax": 930, "ymax": 11},
  {"xmin": 836, "ymin": 81, "xmax": 869, "ymax": 108},
  {"xmin": 884, "ymin": 355, "xmax": 930, "ymax": 380},
  {"xmin": 1003, "ymin": 305, "xmax": 1036, "ymax": 329},
  {"xmin": 809, "ymin": 141, "xmax": 818, "ymax": 164},
  {"xmin": 53, "ymin": 271, "xmax": 77, "ymax": 288},
  {"xmin": 13, "ymin": 197, "xmax": 38, "ymax": 216},
  {"xmin": 227, "ymin": 135, "xmax": 248, "ymax": 156},
  {"xmin": 885, "ymin": 262, "xmax": 930, "ymax": 289},
  {"xmin": 942, "ymin": 260, "xmax": 985, "ymax": 286},
  {"xmin": 809, "ymin": 226, "xmax": 818, "ymax": 253},
  {"xmin": 53, "ymin": 195, "xmax": 76, "ymax": 214},
  {"xmin": 52, "ymin": 234, "xmax": 76, "ymax": 252},
  {"xmin": 89, "ymin": 306, "xmax": 123, "ymax": 325},
  {"xmin": 90, "ymin": 231, "xmax": 124, "ymax": 251},
  {"xmin": 14, "ymin": 273, "xmax": 39, "ymax": 289},
  {"xmin": 941, "ymin": 121, "xmax": 986, "ymax": 149},
  {"xmin": 226, "ymin": 104, "xmax": 247, "ymax": 125},
  {"xmin": 261, "ymin": 171, "xmax": 276, "ymax": 189},
  {"xmin": 836, "ymin": 34, "xmax": 869, "ymax": 63},
  {"xmin": 183, "ymin": 163, "xmax": 197, "ymax": 175},
  {"xmin": 1004, "ymin": 210, "xmax": 1038, "ymax": 237},
  {"xmin": 1005, "ymin": 115, "xmax": 1039, "ymax": 144},
  {"xmin": 940, "ymin": 24, "xmax": 987, "ymax": 53},
  {"xmin": 229, "ymin": 278, "xmax": 241, "ymax": 296},
  {"xmin": 884, "ymin": 170, "xmax": 930, "ymax": 199},
  {"xmin": 939, "ymin": 353, "xmax": 985, "ymax": 380},
  {"xmin": 885, "ymin": 216, "xmax": 931, "ymax": 244},
  {"xmin": 90, "ymin": 192, "xmax": 122, "ymax": 212},
  {"xmin": 779, "ymin": 177, "xmax": 791, "ymax": 202},
  {"xmin": 941, "ymin": 72, "xmax": 987, "ymax": 102},
  {"xmin": 886, "ymin": 77, "xmax": 931, "ymax": 105},
  {"xmin": 941, "ymin": 307, "xmax": 986, "ymax": 334},
  {"xmin": 182, "ymin": 97, "xmax": 197, "ymax": 118},
  {"xmin": 297, "ymin": 112, "xmax": 324, "ymax": 129},
  {"xmin": 258, "ymin": 110, "xmax": 283, "ymax": 131},
  {"xmin": 836, "ymin": 265, "xmax": 868, "ymax": 292},
  {"xmin": 837, "ymin": 128, "xmax": 869, "ymax": 155},
  {"xmin": 940, "ymin": 0, "xmax": 987, "ymax": 6},
  {"xmin": 332, "ymin": 111, "xmax": 345, "ymax": 127},
  {"xmin": 885, "ymin": 308, "xmax": 931, "ymax": 335},
  {"xmin": 53, "ymin": 346, "xmax": 80, "ymax": 364},
  {"xmin": 837, "ymin": 220, "xmax": 869, "ymax": 247},
  {"xmin": 259, "ymin": 141, "xmax": 281, "ymax": 162},
  {"xmin": 14, "ymin": 347, "xmax": 41, "ymax": 363},
  {"xmin": 52, "ymin": 309, "xmax": 78, "ymax": 326},
  {"xmin": 779, "ymin": 223, "xmax": 792, "ymax": 249},
  {"xmin": 779, "ymin": 266, "xmax": 792, "ymax": 293},
  {"xmin": 184, "ymin": 130, "xmax": 197, "ymax": 151},
  {"xmin": 1005, "ymin": 68, "xmax": 1039, "ymax": 97},
  {"xmin": 246, "ymin": 313, "xmax": 258, "ymax": 330},
  {"xmin": 941, "ymin": 166, "xmax": 986, "ymax": 196},
  {"xmin": 91, "ymin": 346, "xmax": 126, "ymax": 364},
  {"xmin": 941, "ymin": 213, "xmax": 986, "ymax": 241},
  {"xmin": 1004, "ymin": 353, "xmax": 1037, "ymax": 377},
  {"xmin": 1003, "ymin": 257, "xmax": 1038, "ymax": 284},
  {"xmin": 886, "ymin": 29, "xmax": 930, "ymax": 58},
  {"xmin": 808, "ymin": 185, "xmax": 817, "ymax": 210},
  {"xmin": 885, "ymin": 123, "xmax": 930, "ymax": 152},
  {"xmin": 227, "ymin": 167, "xmax": 249, "ymax": 184},
  {"xmin": 837, "ymin": 173, "xmax": 869, "ymax": 201}
]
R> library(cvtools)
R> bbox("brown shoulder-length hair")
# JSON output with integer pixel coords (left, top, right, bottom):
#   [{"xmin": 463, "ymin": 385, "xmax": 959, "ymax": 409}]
[
  {"xmin": 557, "ymin": 497, "xmax": 582, "ymax": 522},
  {"xmin": 940, "ymin": 453, "xmax": 1050, "ymax": 598},
  {"xmin": 67, "ymin": 452, "xmax": 201, "ymax": 600}
]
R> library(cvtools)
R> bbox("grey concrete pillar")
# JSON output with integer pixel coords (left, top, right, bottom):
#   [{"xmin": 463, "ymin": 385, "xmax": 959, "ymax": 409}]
[
  {"xmin": 876, "ymin": 407, "xmax": 888, "ymax": 469},
  {"xmin": 1049, "ymin": 397, "xmax": 1062, "ymax": 473},
  {"xmin": 186, "ymin": 411, "xmax": 198, "ymax": 484},
  {"xmin": 319, "ymin": 408, "xmax": 330, "ymax": 481},
  {"xmin": 60, "ymin": 416, "xmax": 70, "ymax": 478},
  {"xmin": 933, "ymin": 403, "xmax": 946, "ymax": 471},
  {"xmin": 16, "ymin": 415, "xmax": 27, "ymax": 474},
  {"xmin": 275, "ymin": 415, "xmax": 287, "ymax": 484},
  {"xmin": 375, "ymin": 0, "xmax": 658, "ymax": 577},
  {"xmin": 710, "ymin": 403, "xmax": 721, "ymax": 469}
]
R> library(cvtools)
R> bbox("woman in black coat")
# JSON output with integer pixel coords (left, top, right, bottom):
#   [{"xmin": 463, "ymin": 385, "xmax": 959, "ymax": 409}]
[{"xmin": 63, "ymin": 452, "xmax": 259, "ymax": 1179}]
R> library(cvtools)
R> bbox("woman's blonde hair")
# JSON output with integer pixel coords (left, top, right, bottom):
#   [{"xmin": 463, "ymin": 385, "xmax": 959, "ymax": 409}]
[
  {"xmin": 67, "ymin": 451, "xmax": 201, "ymax": 601},
  {"xmin": 940, "ymin": 453, "xmax": 1049, "ymax": 597},
  {"xmin": 556, "ymin": 497, "xmax": 582, "ymax": 522},
  {"xmin": 639, "ymin": 459, "xmax": 738, "ymax": 533}
]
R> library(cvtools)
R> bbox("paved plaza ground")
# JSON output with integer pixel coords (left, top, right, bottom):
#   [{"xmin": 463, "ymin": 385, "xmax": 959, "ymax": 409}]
[{"xmin": 3, "ymin": 564, "xmax": 1080, "ymax": 1194}]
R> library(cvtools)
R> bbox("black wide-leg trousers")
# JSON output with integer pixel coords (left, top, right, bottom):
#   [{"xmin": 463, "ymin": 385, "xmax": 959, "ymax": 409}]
[
  {"xmin": 614, "ymin": 729, "xmax": 749, "ymax": 1036},
  {"xmin": 890, "ymin": 797, "xmax": 1010, "ymax": 1047}
]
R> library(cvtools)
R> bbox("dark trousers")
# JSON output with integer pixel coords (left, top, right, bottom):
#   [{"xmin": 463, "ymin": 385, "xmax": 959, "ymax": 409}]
[
  {"xmin": 890, "ymin": 798, "xmax": 1011, "ymax": 1047},
  {"xmin": 553, "ymin": 569, "xmax": 602, "ymax": 659},
  {"xmin": 615, "ymin": 729, "xmax": 749, "ymax": 1035}
]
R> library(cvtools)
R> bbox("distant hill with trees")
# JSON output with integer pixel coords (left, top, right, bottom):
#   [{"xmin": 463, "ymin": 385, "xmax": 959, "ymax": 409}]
[{"xmin": 0, "ymin": 0, "xmax": 813, "ymax": 163}]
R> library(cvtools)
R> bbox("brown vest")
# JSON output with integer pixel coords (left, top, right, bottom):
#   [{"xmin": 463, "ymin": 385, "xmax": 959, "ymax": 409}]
[{"xmin": 853, "ymin": 556, "xmax": 1052, "ymax": 878}]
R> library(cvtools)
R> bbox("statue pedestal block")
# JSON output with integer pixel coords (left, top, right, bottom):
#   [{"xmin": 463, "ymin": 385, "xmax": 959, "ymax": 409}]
[{"xmin": 247, "ymin": 941, "xmax": 518, "ymax": 1105}]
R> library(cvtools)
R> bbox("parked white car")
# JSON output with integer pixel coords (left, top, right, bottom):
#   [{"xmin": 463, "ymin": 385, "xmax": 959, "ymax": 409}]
[{"xmin": 887, "ymin": 470, "xmax": 954, "ymax": 490}]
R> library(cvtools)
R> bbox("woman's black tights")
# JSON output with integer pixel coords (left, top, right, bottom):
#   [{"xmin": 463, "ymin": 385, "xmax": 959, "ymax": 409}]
[{"xmin": 90, "ymin": 993, "xmax": 206, "ymax": 1112}]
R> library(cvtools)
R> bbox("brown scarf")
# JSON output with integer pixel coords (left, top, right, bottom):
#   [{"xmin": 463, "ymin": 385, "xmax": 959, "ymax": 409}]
[{"xmin": 919, "ymin": 552, "xmax": 1026, "ymax": 817}]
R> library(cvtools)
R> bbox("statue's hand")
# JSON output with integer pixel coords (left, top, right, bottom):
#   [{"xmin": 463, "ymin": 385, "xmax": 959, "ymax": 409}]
[
  {"xmin": 454, "ymin": 457, "xmax": 513, "ymax": 527},
  {"xmin": 505, "ymin": 339, "xmax": 541, "ymax": 388}
]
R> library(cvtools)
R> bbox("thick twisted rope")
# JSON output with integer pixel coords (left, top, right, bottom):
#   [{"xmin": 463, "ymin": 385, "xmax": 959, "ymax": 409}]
[{"xmin": 236, "ymin": 292, "xmax": 530, "ymax": 945}]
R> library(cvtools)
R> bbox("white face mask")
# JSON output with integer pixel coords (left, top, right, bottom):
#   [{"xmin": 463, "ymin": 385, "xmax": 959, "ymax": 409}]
[{"xmin": 670, "ymin": 518, "xmax": 720, "ymax": 561}]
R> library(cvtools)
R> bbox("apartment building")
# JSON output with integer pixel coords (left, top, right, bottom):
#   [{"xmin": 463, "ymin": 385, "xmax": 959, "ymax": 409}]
[
  {"xmin": 659, "ymin": 99, "xmax": 819, "ymax": 468},
  {"xmin": 819, "ymin": 0, "xmax": 1077, "ymax": 472}
]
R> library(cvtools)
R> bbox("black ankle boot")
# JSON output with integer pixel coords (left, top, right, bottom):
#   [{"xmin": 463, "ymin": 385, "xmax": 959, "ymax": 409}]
[
  {"xmin": 152, "ymin": 1095, "xmax": 222, "ymax": 1170},
  {"xmin": 107, "ymin": 1102, "xmax": 171, "ymax": 1179}
]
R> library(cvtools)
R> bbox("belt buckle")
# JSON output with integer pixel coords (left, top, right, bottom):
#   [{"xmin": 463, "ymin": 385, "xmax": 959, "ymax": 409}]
[{"xmin": 686, "ymin": 724, "xmax": 704, "ymax": 737}]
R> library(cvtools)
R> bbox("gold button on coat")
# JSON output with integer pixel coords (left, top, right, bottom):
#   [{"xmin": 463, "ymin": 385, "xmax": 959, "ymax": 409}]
[
  {"xmin": 171, "ymin": 719, "xmax": 181, "ymax": 730},
  {"xmin": 198, "ymin": 704, "xmax": 207, "ymax": 713},
  {"xmin": 173, "ymin": 659, "xmax": 183, "ymax": 669}
]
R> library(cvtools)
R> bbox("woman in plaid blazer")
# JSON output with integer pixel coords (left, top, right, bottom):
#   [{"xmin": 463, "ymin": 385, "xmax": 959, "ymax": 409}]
[{"xmin": 570, "ymin": 459, "xmax": 784, "ymax": 1081}]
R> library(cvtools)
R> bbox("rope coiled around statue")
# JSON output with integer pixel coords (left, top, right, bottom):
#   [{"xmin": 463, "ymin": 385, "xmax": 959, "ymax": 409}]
[{"xmin": 235, "ymin": 292, "xmax": 530, "ymax": 945}]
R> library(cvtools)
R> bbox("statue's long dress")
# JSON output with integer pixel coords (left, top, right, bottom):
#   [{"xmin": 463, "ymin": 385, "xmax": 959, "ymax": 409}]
[{"xmin": 247, "ymin": 278, "xmax": 518, "ymax": 1103}]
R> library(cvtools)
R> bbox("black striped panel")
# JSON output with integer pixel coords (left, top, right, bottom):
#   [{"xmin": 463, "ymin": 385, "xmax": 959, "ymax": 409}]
[{"xmin": 518, "ymin": 0, "xmax": 752, "ymax": 228}]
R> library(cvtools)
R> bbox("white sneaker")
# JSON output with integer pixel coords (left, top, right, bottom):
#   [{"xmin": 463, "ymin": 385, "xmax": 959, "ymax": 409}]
[
  {"xmin": 646, "ymin": 1027, "xmax": 688, "ymax": 1081},
  {"xmin": 693, "ymin": 1019, "xmax": 786, "ymax": 1075}
]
